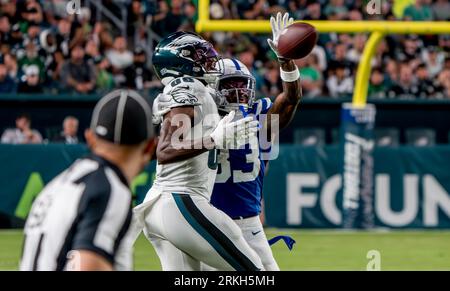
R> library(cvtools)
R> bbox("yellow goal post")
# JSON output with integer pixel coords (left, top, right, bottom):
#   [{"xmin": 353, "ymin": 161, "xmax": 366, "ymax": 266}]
[{"xmin": 195, "ymin": 0, "xmax": 450, "ymax": 108}]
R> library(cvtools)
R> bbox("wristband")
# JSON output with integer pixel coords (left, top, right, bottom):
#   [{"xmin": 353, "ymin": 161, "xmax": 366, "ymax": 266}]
[{"xmin": 280, "ymin": 66, "xmax": 300, "ymax": 82}]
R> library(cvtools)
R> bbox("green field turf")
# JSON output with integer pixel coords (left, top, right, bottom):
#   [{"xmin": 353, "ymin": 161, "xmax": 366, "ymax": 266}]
[{"xmin": 1, "ymin": 229, "xmax": 450, "ymax": 270}]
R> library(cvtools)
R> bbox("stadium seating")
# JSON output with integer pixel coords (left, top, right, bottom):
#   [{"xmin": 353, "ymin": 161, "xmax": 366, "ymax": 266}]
[
  {"xmin": 293, "ymin": 128, "xmax": 326, "ymax": 146},
  {"xmin": 405, "ymin": 128, "xmax": 436, "ymax": 146},
  {"xmin": 375, "ymin": 128, "xmax": 400, "ymax": 147}
]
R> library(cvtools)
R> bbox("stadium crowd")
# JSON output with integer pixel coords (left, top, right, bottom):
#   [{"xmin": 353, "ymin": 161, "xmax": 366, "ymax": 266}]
[
  {"xmin": 0, "ymin": 0, "xmax": 449, "ymax": 102},
  {"xmin": 205, "ymin": 0, "xmax": 450, "ymax": 99}
]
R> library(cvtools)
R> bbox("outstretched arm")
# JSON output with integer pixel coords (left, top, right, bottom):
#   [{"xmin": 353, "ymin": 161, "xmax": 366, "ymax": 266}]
[
  {"xmin": 265, "ymin": 12, "xmax": 302, "ymax": 135},
  {"xmin": 267, "ymin": 60, "xmax": 302, "ymax": 132}
]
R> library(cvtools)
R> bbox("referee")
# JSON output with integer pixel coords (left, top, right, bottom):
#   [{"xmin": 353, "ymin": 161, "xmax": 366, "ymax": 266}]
[{"xmin": 20, "ymin": 89, "xmax": 156, "ymax": 271}]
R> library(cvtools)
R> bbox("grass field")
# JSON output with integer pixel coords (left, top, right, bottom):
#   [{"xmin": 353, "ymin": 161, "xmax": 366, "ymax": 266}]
[{"xmin": 1, "ymin": 229, "xmax": 450, "ymax": 270}]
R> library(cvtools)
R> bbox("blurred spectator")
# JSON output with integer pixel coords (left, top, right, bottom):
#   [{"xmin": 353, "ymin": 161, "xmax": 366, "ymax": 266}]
[
  {"xmin": 403, "ymin": 0, "xmax": 433, "ymax": 21},
  {"xmin": 0, "ymin": 1, "xmax": 19, "ymax": 24},
  {"xmin": 415, "ymin": 63, "xmax": 435, "ymax": 98},
  {"xmin": 20, "ymin": 0, "xmax": 44, "ymax": 24},
  {"xmin": 0, "ymin": 15, "xmax": 11, "ymax": 45},
  {"xmin": 179, "ymin": 1, "xmax": 197, "ymax": 31},
  {"xmin": 311, "ymin": 46, "xmax": 328, "ymax": 72},
  {"xmin": 422, "ymin": 47, "xmax": 445, "ymax": 78},
  {"xmin": 128, "ymin": 0, "xmax": 153, "ymax": 46},
  {"xmin": 210, "ymin": 0, "xmax": 239, "ymax": 19},
  {"xmin": 17, "ymin": 65, "xmax": 43, "ymax": 93},
  {"xmin": 390, "ymin": 63, "xmax": 419, "ymax": 98},
  {"xmin": 85, "ymin": 39, "xmax": 101, "ymax": 64},
  {"xmin": 433, "ymin": 69, "xmax": 450, "ymax": 99},
  {"xmin": 368, "ymin": 68, "xmax": 389, "ymax": 99},
  {"xmin": 152, "ymin": 0, "xmax": 186, "ymax": 36},
  {"xmin": 24, "ymin": 22, "xmax": 41, "ymax": 46},
  {"xmin": 348, "ymin": 9, "xmax": 363, "ymax": 21},
  {"xmin": 439, "ymin": 35, "xmax": 450, "ymax": 53},
  {"xmin": 432, "ymin": 0, "xmax": 450, "ymax": 21},
  {"xmin": 94, "ymin": 56, "xmax": 115, "ymax": 93},
  {"xmin": 440, "ymin": 69, "xmax": 450, "ymax": 98},
  {"xmin": 128, "ymin": 0, "xmax": 147, "ymax": 32},
  {"xmin": 0, "ymin": 62, "xmax": 16, "ymax": 93},
  {"xmin": 238, "ymin": 0, "xmax": 266, "ymax": 20},
  {"xmin": 445, "ymin": 57, "xmax": 450, "ymax": 70},
  {"xmin": 399, "ymin": 35, "xmax": 422, "ymax": 62},
  {"xmin": 324, "ymin": 0, "xmax": 348, "ymax": 20},
  {"xmin": 3, "ymin": 53, "xmax": 18, "ymax": 80},
  {"xmin": 296, "ymin": 55, "xmax": 323, "ymax": 98},
  {"xmin": 9, "ymin": 23, "xmax": 24, "ymax": 48},
  {"xmin": 124, "ymin": 46, "xmax": 159, "ymax": 91},
  {"xmin": 152, "ymin": 0, "xmax": 170, "ymax": 36},
  {"xmin": 385, "ymin": 59, "xmax": 400, "ymax": 85},
  {"xmin": 76, "ymin": 8, "xmax": 93, "ymax": 39},
  {"xmin": 332, "ymin": 43, "xmax": 353, "ymax": 69},
  {"xmin": 1, "ymin": 113, "xmax": 42, "ymax": 144},
  {"xmin": 0, "ymin": 0, "xmax": 447, "ymax": 101},
  {"xmin": 106, "ymin": 36, "xmax": 133, "ymax": 71},
  {"xmin": 303, "ymin": 2, "xmax": 326, "ymax": 21},
  {"xmin": 55, "ymin": 17, "xmax": 72, "ymax": 58},
  {"xmin": 326, "ymin": 62, "xmax": 353, "ymax": 98},
  {"xmin": 167, "ymin": 0, "xmax": 188, "ymax": 32},
  {"xmin": 41, "ymin": 0, "xmax": 69, "ymax": 20},
  {"xmin": 288, "ymin": 0, "xmax": 309, "ymax": 19},
  {"xmin": 262, "ymin": 60, "xmax": 282, "ymax": 98},
  {"xmin": 238, "ymin": 50, "xmax": 264, "ymax": 92},
  {"xmin": 92, "ymin": 22, "xmax": 114, "ymax": 52},
  {"xmin": 52, "ymin": 116, "xmax": 79, "ymax": 144},
  {"xmin": 40, "ymin": 28, "xmax": 64, "ymax": 85},
  {"xmin": 347, "ymin": 35, "xmax": 369, "ymax": 64},
  {"xmin": 18, "ymin": 41, "xmax": 45, "ymax": 80},
  {"xmin": 60, "ymin": 45, "xmax": 96, "ymax": 93}
]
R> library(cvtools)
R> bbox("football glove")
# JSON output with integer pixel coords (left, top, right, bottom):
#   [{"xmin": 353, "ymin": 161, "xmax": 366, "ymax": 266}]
[
  {"xmin": 267, "ymin": 12, "xmax": 294, "ymax": 61},
  {"xmin": 210, "ymin": 110, "xmax": 259, "ymax": 149}
]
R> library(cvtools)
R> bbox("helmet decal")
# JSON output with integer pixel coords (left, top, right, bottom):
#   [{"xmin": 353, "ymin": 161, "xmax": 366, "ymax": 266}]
[
  {"xmin": 152, "ymin": 31, "xmax": 221, "ymax": 84},
  {"xmin": 171, "ymin": 86, "xmax": 199, "ymax": 105},
  {"xmin": 231, "ymin": 58, "xmax": 241, "ymax": 71}
]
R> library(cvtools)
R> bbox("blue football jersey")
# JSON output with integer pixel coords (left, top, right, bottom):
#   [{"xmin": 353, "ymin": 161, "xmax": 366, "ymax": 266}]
[{"xmin": 211, "ymin": 98, "xmax": 273, "ymax": 218}]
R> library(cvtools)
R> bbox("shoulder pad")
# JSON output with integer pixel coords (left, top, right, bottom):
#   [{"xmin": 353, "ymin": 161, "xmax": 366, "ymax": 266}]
[{"xmin": 161, "ymin": 77, "xmax": 207, "ymax": 108}]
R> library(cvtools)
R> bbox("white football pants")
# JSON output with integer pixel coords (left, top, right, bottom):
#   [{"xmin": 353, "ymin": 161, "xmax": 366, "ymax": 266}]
[
  {"xmin": 133, "ymin": 190, "xmax": 263, "ymax": 271},
  {"xmin": 202, "ymin": 215, "xmax": 280, "ymax": 271}
]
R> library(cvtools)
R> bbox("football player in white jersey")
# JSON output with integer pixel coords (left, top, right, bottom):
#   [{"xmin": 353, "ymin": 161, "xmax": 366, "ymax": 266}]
[
  {"xmin": 131, "ymin": 31, "xmax": 264, "ymax": 271},
  {"xmin": 206, "ymin": 13, "xmax": 303, "ymax": 271}
]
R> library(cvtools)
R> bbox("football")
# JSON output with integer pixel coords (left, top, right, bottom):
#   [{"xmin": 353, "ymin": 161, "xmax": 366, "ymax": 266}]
[{"xmin": 278, "ymin": 22, "xmax": 318, "ymax": 60}]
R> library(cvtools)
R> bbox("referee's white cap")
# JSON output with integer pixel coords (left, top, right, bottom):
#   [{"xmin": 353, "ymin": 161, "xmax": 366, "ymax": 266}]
[{"xmin": 90, "ymin": 89, "xmax": 154, "ymax": 145}]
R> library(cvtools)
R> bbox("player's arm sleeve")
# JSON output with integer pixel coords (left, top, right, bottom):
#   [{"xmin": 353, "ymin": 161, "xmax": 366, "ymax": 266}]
[{"xmin": 71, "ymin": 172, "xmax": 132, "ymax": 267}]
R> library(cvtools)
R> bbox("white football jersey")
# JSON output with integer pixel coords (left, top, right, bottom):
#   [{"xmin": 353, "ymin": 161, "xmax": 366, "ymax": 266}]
[{"xmin": 151, "ymin": 77, "xmax": 220, "ymax": 199}]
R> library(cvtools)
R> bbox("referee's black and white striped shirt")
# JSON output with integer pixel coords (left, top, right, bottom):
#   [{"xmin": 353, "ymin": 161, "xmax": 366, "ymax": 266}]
[{"xmin": 20, "ymin": 155, "xmax": 133, "ymax": 271}]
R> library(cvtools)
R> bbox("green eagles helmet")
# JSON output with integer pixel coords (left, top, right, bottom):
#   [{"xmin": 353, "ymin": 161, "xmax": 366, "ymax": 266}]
[{"xmin": 152, "ymin": 31, "xmax": 222, "ymax": 85}]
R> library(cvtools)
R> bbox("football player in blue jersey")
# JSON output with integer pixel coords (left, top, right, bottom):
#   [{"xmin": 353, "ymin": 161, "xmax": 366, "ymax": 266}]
[{"xmin": 208, "ymin": 13, "xmax": 302, "ymax": 271}]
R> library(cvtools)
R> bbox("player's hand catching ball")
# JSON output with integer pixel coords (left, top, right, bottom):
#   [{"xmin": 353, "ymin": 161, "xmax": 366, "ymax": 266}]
[{"xmin": 267, "ymin": 12, "xmax": 294, "ymax": 61}]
